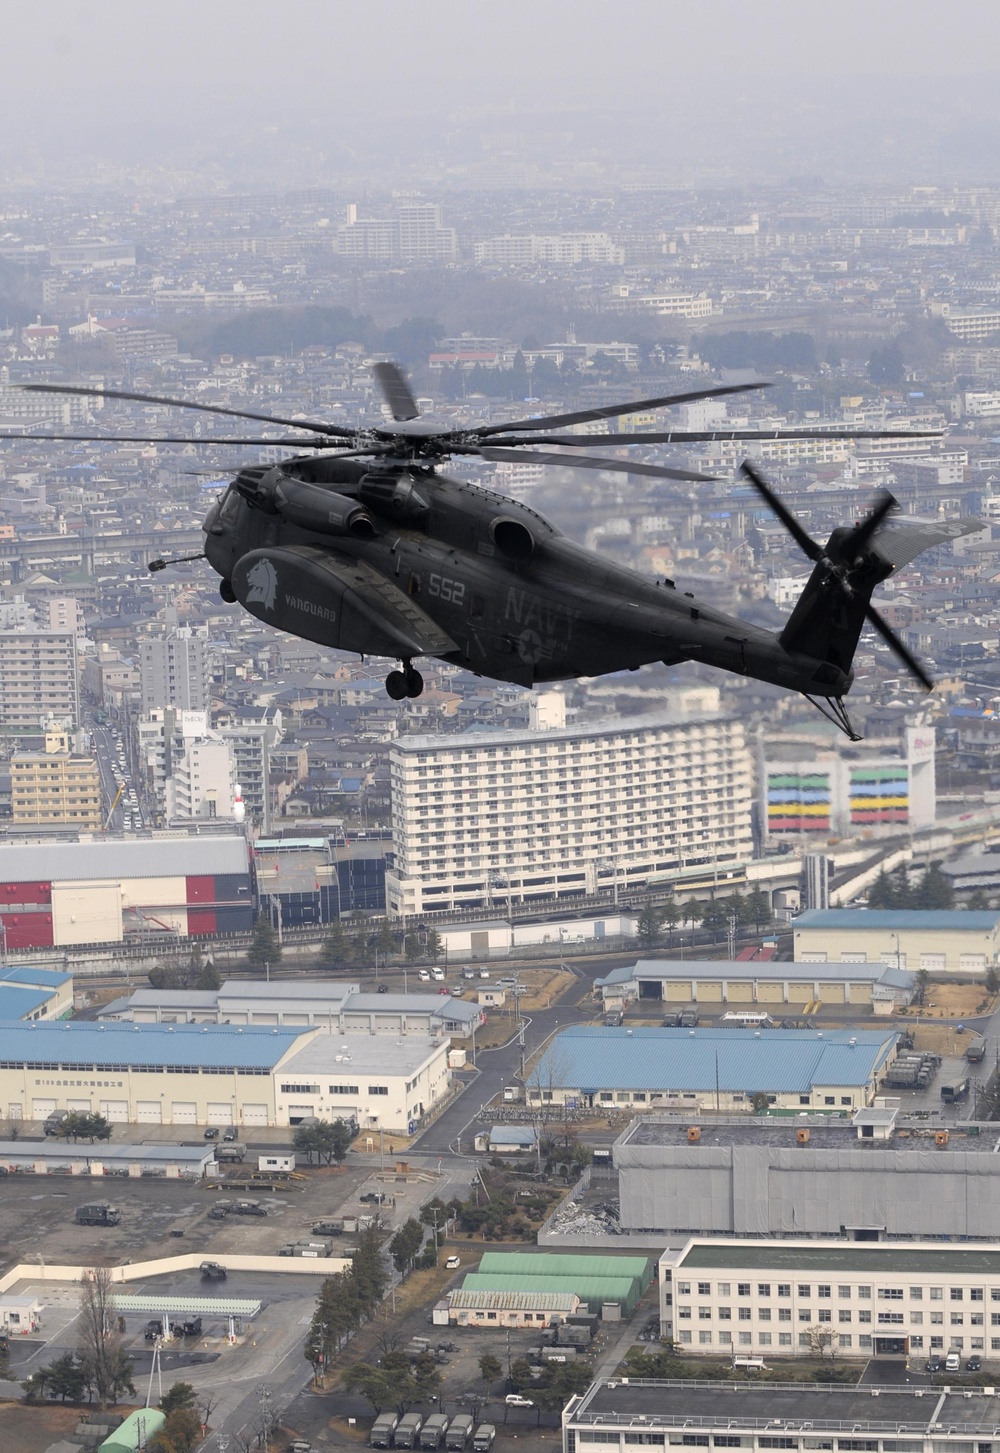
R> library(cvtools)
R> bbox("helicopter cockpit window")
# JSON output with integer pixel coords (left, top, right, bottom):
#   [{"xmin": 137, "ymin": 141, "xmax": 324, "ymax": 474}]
[
  {"xmin": 407, "ymin": 574, "xmax": 421, "ymax": 597},
  {"xmin": 220, "ymin": 486, "xmax": 240, "ymax": 522}
]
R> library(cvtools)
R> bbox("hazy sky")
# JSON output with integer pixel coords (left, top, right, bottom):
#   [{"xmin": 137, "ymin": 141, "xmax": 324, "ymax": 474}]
[{"xmin": 5, "ymin": 1, "xmax": 1000, "ymax": 185}]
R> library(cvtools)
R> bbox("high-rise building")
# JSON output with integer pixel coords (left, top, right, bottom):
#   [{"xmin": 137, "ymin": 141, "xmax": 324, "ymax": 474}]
[
  {"xmin": 139, "ymin": 627, "xmax": 210, "ymax": 713},
  {"xmin": 163, "ymin": 737, "xmax": 235, "ymax": 823},
  {"xmin": 386, "ymin": 700, "xmax": 753, "ymax": 916},
  {"xmin": 0, "ymin": 629, "xmax": 80, "ymax": 733},
  {"xmin": 11, "ymin": 730, "xmax": 102, "ymax": 830}
]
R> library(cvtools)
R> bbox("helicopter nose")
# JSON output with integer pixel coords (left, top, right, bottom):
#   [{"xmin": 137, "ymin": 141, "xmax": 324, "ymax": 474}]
[{"xmin": 202, "ymin": 501, "xmax": 220, "ymax": 533}]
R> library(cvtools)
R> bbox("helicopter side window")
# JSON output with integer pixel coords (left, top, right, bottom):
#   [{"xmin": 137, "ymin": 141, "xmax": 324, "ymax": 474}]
[
  {"xmin": 407, "ymin": 574, "xmax": 422, "ymax": 597},
  {"xmin": 470, "ymin": 594, "xmax": 486, "ymax": 621},
  {"xmin": 220, "ymin": 486, "xmax": 241, "ymax": 522}
]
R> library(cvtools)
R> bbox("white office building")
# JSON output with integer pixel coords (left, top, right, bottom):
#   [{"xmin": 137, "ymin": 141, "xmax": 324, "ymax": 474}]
[
  {"xmin": 663, "ymin": 1237, "xmax": 1000, "ymax": 1359},
  {"xmin": 386, "ymin": 698, "xmax": 753, "ymax": 916}
]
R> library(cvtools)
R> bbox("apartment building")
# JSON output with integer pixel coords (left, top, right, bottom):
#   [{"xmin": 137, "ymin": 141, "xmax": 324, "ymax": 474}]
[
  {"xmin": 386, "ymin": 700, "xmax": 753, "ymax": 916},
  {"xmin": 139, "ymin": 627, "xmax": 210, "ymax": 712},
  {"xmin": 11, "ymin": 732, "xmax": 102, "ymax": 830},
  {"xmin": 0, "ymin": 628, "xmax": 80, "ymax": 732},
  {"xmin": 664, "ymin": 1238, "xmax": 1000, "ymax": 1359}
]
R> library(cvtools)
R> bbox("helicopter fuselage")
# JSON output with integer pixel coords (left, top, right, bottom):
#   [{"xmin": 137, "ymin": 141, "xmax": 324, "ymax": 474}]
[{"xmin": 201, "ymin": 455, "xmax": 853, "ymax": 699}]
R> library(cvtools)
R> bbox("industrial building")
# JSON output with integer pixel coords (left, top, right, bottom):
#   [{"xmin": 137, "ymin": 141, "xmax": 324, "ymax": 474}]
[
  {"xmin": 596, "ymin": 959, "xmax": 914, "ymax": 1012},
  {"xmin": 527, "ymin": 1026, "xmax": 898, "ymax": 1113},
  {"xmin": 460, "ymin": 1251, "xmax": 652, "ymax": 1318},
  {"xmin": 438, "ymin": 1288, "xmax": 582, "ymax": 1329},
  {"xmin": 0, "ymin": 1020, "xmax": 450, "ymax": 1132},
  {"xmin": 561, "ymin": 1377, "xmax": 1000, "ymax": 1453},
  {"xmin": 386, "ymin": 691, "xmax": 753, "ymax": 916},
  {"xmin": 0, "ymin": 964, "xmax": 73, "ymax": 1020},
  {"xmin": 663, "ymin": 1237, "xmax": 1000, "ymax": 1358},
  {"xmin": 613, "ymin": 1111, "xmax": 1000, "ymax": 1240},
  {"xmin": 792, "ymin": 908, "xmax": 1000, "ymax": 973},
  {"xmin": 0, "ymin": 835, "xmax": 253, "ymax": 948},
  {"xmin": 0, "ymin": 1140, "xmax": 214, "ymax": 1179},
  {"xmin": 109, "ymin": 978, "xmax": 483, "ymax": 1039}
]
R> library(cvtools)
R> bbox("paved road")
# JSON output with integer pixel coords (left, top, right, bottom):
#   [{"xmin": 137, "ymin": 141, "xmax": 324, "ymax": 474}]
[{"xmin": 414, "ymin": 971, "xmax": 597, "ymax": 1155}]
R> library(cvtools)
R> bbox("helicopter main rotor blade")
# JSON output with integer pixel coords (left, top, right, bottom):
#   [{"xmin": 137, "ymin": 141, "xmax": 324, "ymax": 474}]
[
  {"xmin": 21, "ymin": 383, "xmax": 358, "ymax": 440},
  {"xmin": 740, "ymin": 460, "xmax": 824, "ymax": 562},
  {"xmin": 864, "ymin": 602, "xmax": 934, "ymax": 691},
  {"xmin": 373, "ymin": 362, "xmax": 420, "ymax": 422},
  {"xmin": 0, "ymin": 432, "xmax": 371, "ymax": 447},
  {"xmin": 474, "ymin": 382, "xmax": 770, "ymax": 437},
  {"xmin": 478, "ymin": 445, "xmax": 716, "ymax": 483},
  {"xmin": 492, "ymin": 428, "xmax": 944, "ymax": 447}
]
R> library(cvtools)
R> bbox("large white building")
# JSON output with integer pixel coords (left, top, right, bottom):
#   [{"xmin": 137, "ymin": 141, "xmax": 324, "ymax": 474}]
[
  {"xmin": 386, "ymin": 699, "xmax": 753, "ymax": 916},
  {"xmin": 663, "ymin": 1237, "xmax": 1000, "ymax": 1359}
]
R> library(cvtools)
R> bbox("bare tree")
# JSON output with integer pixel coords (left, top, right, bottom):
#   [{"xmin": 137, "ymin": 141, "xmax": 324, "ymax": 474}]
[{"xmin": 77, "ymin": 1268, "xmax": 132, "ymax": 1410}]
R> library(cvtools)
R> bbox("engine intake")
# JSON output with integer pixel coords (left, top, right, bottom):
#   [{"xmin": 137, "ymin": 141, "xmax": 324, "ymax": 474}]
[{"xmin": 490, "ymin": 515, "xmax": 535, "ymax": 561}]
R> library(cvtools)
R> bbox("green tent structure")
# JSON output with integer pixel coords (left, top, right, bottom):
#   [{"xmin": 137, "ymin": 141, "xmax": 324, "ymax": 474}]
[{"xmin": 98, "ymin": 1408, "xmax": 166, "ymax": 1453}]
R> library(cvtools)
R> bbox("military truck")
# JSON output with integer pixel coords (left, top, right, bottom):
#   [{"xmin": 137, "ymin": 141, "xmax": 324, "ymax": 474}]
[{"xmin": 75, "ymin": 1202, "xmax": 121, "ymax": 1227}]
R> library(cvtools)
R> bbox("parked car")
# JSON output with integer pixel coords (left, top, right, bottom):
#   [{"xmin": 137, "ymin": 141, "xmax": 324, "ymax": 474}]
[
  {"xmin": 945, "ymin": 1351, "xmax": 962, "ymax": 1373},
  {"xmin": 445, "ymin": 1255, "xmax": 461, "ymax": 1269},
  {"xmin": 418, "ymin": 970, "xmax": 430, "ymax": 981},
  {"xmin": 222, "ymin": 1126, "xmax": 239, "ymax": 1141},
  {"xmin": 967, "ymin": 1354, "xmax": 983, "ymax": 1372},
  {"xmin": 143, "ymin": 1319, "xmax": 164, "ymax": 1342},
  {"xmin": 926, "ymin": 1354, "xmax": 943, "ymax": 1373},
  {"xmin": 312, "ymin": 1221, "xmax": 344, "ymax": 1237},
  {"xmin": 200, "ymin": 1261, "xmax": 227, "ymax": 1280},
  {"xmin": 208, "ymin": 1201, "xmax": 232, "ymax": 1220},
  {"xmin": 360, "ymin": 1191, "xmax": 387, "ymax": 1204},
  {"xmin": 505, "ymin": 1395, "xmax": 534, "ymax": 1408},
  {"xmin": 203, "ymin": 1127, "xmax": 219, "ymax": 1140}
]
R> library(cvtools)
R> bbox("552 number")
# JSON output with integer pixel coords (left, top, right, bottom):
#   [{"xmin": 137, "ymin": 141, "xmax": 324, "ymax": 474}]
[{"xmin": 428, "ymin": 573, "xmax": 465, "ymax": 605}]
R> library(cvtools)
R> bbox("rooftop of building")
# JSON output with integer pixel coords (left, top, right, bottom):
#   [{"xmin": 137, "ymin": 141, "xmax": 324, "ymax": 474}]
[
  {"xmin": 571, "ymin": 1379, "xmax": 1000, "ymax": 1434},
  {"xmin": 0, "ymin": 965, "xmax": 71, "ymax": 989},
  {"xmin": 0, "ymin": 985, "xmax": 61, "ymax": 1018},
  {"xmin": 0, "ymin": 834, "xmax": 250, "ymax": 882},
  {"xmin": 676, "ymin": 1238, "xmax": 1000, "ymax": 1274},
  {"xmin": 391, "ymin": 709, "xmax": 734, "ymax": 755},
  {"xmin": 793, "ymin": 908, "xmax": 1000, "ymax": 930},
  {"xmin": 344, "ymin": 993, "xmax": 480, "ymax": 1022},
  {"xmin": 596, "ymin": 959, "xmax": 914, "ymax": 987},
  {"xmin": 447, "ymin": 1289, "xmax": 578, "ymax": 1311},
  {"xmin": 278, "ymin": 1031, "xmax": 444, "ymax": 1078},
  {"xmin": 0, "ymin": 1020, "xmax": 304, "ymax": 1069},
  {"xmin": 116, "ymin": 982, "xmax": 478, "ymax": 1022},
  {"xmin": 619, "ymin": 1114, "xmax": 992, "ymax": 1153},
  {"xmin": 0, "ymin": 1140, "xmax": 214, "ymax": 1165},
  {"xmin": 532, "ymin": 1026, "xmax": 897, "ymax": 1094}
]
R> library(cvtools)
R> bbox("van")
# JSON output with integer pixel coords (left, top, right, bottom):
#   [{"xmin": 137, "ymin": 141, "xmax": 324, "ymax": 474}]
[{"xmin": 945, "ymin": 1351, "xmax": 961, "ymax": 1372}]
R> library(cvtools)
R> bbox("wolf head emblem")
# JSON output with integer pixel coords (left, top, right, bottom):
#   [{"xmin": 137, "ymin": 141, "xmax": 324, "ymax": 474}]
[{"xmin": 245, "ymin": 557, "xmax": 277, "ymax": 613}]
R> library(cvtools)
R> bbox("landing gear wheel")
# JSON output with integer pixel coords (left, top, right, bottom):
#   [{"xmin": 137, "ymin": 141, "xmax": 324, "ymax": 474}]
[
  {"xmin": 219, "ymin": 578, "xmax": 236, "ymax": 603},
  {"xmin": 405, "ymin": 667, "xmax": 424, "ymax": 698},
  {"xmin": 386, "ymin": 670, "xmax": 408, "ymax": 701}
]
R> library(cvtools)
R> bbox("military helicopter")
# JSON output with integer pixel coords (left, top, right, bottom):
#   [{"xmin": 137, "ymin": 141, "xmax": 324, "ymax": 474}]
[{"xmin": 15, "ymin": 366, "xmax": 975, "ymax": 738}]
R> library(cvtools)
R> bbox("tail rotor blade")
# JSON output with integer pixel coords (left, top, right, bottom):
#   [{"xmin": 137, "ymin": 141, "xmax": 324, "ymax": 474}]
[
  {"xmin": 864, "ymin": 603, "xmax": 934, "ymax": 691},
  {"xmin": 373, "ymin": 362, "xmax": 420, "ymax": 422},
  {"xmin": 847, "ymin": 490, "xmax": 898, "ymax": 556},
  {"xmin": 740, "ymin": 460, "xmax": 824, "ymax": 563}
]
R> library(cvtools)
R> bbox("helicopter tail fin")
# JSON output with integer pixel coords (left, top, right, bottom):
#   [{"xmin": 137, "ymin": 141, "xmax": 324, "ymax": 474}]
[{"xmin": 779, "ymin": 515, "xmax": 978, "ymax": 676}]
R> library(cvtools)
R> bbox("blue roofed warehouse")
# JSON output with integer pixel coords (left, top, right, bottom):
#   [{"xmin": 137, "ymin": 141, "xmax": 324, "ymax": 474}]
[{"xmin": 527, "ymin": 1026, "xmax": 898, "ymax": 1113}]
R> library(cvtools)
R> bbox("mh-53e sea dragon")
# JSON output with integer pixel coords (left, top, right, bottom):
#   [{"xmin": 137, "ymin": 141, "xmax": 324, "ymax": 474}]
[{"xmin": 14, "ymin": 365, "xmax": 977, "ymax": 738}]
